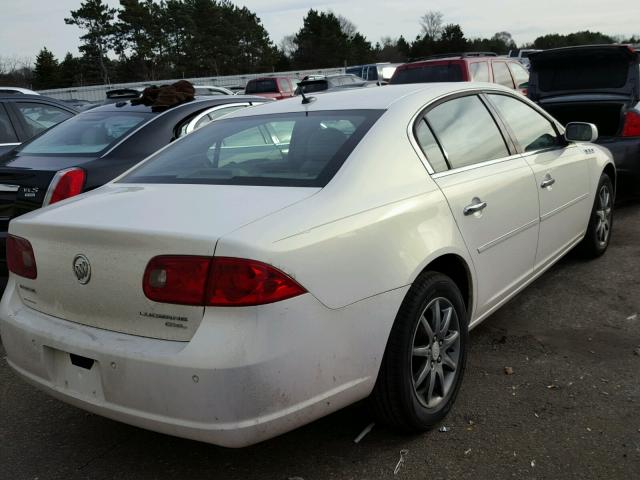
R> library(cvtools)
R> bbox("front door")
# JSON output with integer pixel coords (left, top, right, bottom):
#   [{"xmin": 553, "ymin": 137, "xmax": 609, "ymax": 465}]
[{"xmin": 486, "ymin": 93, "xmax": 591, "ymax": 270}]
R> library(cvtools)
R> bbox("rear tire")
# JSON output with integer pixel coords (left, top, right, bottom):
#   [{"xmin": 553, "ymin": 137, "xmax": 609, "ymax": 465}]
[
  {"xmin": 576, "ymin": 173, "xmax": 614, "ymax": 258},
  {"xmin": 370, "ymin": 271, "xmax": 468, "ymax": 431}
]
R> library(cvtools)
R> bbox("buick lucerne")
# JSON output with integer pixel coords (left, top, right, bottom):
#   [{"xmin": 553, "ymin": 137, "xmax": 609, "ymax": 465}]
[{"xmin": 0, "ymin": 83, "xmax": 615, "ymax": 447}]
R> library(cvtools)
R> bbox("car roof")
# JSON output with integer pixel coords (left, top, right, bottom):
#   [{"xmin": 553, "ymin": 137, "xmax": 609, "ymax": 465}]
[
  {"xmin": 0, "ymin": 86, "xmax": 39, "ymax": 95},
  {"xmin": 87, "ymin": 95, "xmax": 269, "ymax": 114},
  {"xmin": 221, "ymin": 82, "xmax": 515, "ymax": 116}
]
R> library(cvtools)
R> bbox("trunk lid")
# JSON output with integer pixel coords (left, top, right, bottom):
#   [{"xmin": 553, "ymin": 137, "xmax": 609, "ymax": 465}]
[
  {"xmin": 528, "ymin": 45, "xmax": 639, "ymax": 102},
  {"xmin": 10, "ymin": 183, "xmax": 318, "ymax": 341}
]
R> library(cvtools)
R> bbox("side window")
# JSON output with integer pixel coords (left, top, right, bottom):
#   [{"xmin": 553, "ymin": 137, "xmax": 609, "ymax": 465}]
[
  {"xmin": 469, "ymin": 62, "xmax": 490, "ymax": 82},
  {"xmin": 15, "ymin": 102, "xmax": 73, "ymax": 136},
  {"xmin": 368, "ymin": 68, "xmax": 378, "ymax": 81},
  {"xmin": 279, "ymin": 79, "xmax": 291, "ymax": 93},
  {"xmin": 414, "ymin": 119, "xmax": 448, "ymax": 173},
  {"xmin": 508, "ymin": 62, "xmax": 529, "ymax": 88},
  {"xmin": 0, "ymin": 105, "xmax": 18, "ymax": 143},
  {"xmin": 491, "ymin": 62, "xmax": 515, "ymax": 88},
  {"xmin": 488, "ymin": 94, "xmax": 562, "ymax": 152},
  {"xmin": 426, "ymin": 95, "xmax": 509, "ymax": 169}
]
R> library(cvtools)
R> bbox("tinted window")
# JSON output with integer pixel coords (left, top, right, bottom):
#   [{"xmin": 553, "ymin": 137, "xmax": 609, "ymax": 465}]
[
  {"xmin": 491, "ymin": 62, "xmax": 515, "ymax": 88},
  {"xmin": 391, "ymin": 63, "xmax": 464, "ymax": 84},
  {"xmin": 508, "ymin": 62, "xmax": 529, "ymax": 87},
  {"xmin": 488, "ymin": 94, "xmax": 561, "ymax": 152},
  {"xmin": 426, "ymin": 95, "xmax": 509, "ymax": 169},
  {"xmin": 415, "ymin": 119, "xmax": 448, "ymax": 173},
  {"xmin": 0, "ymin": 105, "xmax": 18, "ymax": 143},
  {"xmin": 15, "ymin": 102, "xmax": 73, "ymax": 136},
  {"xmin": 469, "ymin": 62, "xmax": 490, "ymax": 82},
  {"xmin": 346, "ymin": 67, "xmax": 363, "ymax": 78},
  {"xmin": 120, "ymin": 110, "xmax": 383, "ymax": 187},
  {"xmin": 245, "ymin": 79, "xmax": 277, "ymax": 94},
  {"xmin": 300, "ymin": 80, "xmax": 328, "ymax": 93},
  {"xmin": 367, "ymin": 68, "xmax": 379, "ymax": 81},
  {"xmin": 20, "ymin": 111, "xmax": 151, "ymax": 155}
]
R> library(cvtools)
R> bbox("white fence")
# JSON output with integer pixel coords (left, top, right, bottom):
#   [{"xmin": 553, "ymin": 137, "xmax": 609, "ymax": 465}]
[{"xmin": 37, "ymin": 67, "xmax": 345, "ymax": 102}]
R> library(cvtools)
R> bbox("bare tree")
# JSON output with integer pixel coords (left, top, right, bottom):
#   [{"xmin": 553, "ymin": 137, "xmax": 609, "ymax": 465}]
[
  {"xmin": 420, "ymin": 10, "xmax": 444, "ymax": 39},
  {"xmin": 279, "ymin": 35, "xmax": 296, "ymax": 58},
  {"xmin": 337, "ymin": 14, "xmax": 358, "ymax": 39}
]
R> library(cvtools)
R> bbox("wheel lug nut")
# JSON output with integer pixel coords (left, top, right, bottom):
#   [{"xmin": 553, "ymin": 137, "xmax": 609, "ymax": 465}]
[{"xmin": 438, "ymin": 356, "xmax": 442, "ymax": 362}]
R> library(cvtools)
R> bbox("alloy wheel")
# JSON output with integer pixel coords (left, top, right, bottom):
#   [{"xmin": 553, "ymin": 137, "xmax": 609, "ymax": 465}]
[
  {"xmin": 595, "ymin": 184, "xmax": 612, "ymax": 247},
  {"xmin": 410, "ymin": 297, "xmax": 461, "ymax": 409}
]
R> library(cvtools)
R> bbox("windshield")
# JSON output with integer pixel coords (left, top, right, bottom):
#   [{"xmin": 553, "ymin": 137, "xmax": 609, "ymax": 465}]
[
  {"xmin": 20, "ymin": 111, "xmax": 152, "ymax": 155},
  {"xmin": 391, "ymin": 63, "xmax": 464, "ymax": 84},
  {"xmin": 120, "ymin": 109, "xmax": 383, "ymax": 187},
  {"xmin": 245, "ymin": 79, "xmax": 278, "ymax": 94}
]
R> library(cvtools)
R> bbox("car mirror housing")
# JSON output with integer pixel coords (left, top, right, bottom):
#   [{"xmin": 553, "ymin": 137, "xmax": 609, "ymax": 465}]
[{"xmin": 565, "ymin": 122, "xmax": 598, "ymax": 143}]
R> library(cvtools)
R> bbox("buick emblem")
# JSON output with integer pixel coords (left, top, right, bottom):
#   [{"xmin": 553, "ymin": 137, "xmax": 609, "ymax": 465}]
[{"xmin": 73, "ymin": 254, "xmax": 91, "ymax": 285}]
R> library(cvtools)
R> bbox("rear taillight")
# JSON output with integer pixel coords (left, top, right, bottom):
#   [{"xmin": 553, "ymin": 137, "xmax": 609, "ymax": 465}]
[
  {"xmin": 622, "ymin": 110, "xmax": 640, "ymax": 137},
  {"xmin": 43, "ymin": 168, "xmax": 86, "ymax": 206},
  {"xmin": 6, "ymin": 234, "xmax": 37, "ymax": 279},
  {"xmin": 143, "ymin": 256, "xmax": 306, "ymax": 306}
]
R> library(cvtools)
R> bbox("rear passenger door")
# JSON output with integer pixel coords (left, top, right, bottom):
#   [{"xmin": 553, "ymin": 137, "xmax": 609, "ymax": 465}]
[
  {"xmin": 486, "ymin": 93, "xmax": 591, "ymax": 270},
  {"xmin": 415, "ymin": 94, "xmax": 540, "ymax": 318}
]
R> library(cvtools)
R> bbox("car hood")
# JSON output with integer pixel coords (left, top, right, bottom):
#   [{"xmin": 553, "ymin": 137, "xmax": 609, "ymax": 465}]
[{"xmin": 528, "ymin": 45, "xmax": 639, "ymax": 102}]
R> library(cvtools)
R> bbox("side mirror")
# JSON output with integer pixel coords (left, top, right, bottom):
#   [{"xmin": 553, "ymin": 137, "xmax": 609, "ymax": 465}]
[{"xmin": 565, "ymin": 122, "xmax": 598, "ymax": 142}]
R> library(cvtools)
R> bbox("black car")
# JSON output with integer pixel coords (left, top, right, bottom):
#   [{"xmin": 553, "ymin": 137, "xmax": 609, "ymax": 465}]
[
  {"xmin": 297, "ymin": 74, "xmax": 370, "ymax": 94},
  {"xmin": 0, "ymin": 95, "xmax": 268, "ymax": 275},
  {"xmin": 0, "ymin": 94, "xmax": 77, "ymax": 155},
  {"xmin": 528, "ymin": 45, "xmax": 640, "ymax": 194}
]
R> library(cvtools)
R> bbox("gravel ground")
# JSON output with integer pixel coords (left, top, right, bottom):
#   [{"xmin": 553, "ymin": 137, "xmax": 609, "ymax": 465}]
[{"xmin": 1, "ymin": 202, "xmax": 639, "ymax": 480}]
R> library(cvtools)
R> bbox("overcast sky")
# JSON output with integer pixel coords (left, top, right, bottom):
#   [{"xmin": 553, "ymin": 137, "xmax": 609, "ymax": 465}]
[{"xmin": 1, "ymin": 0, "xmax": 638, "ymax": 61}]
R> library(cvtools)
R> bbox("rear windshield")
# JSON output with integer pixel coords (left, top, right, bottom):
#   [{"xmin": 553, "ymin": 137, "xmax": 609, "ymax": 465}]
[
  {"xmin": 20, "ymin": 111, "xmax": 152, "ymax": 155},
  {"xmin": 391, "ymin": 63, "xmax": 464, "ymax": 84},
  {"xmin": 245, "ymin": 79, "xmax": 278, "ymax": 94},
  {"xmin": 299, "ymin": 80, "xmax": 329, "ymax": 93},
  {"xmin": 119, "ymin": 109, "xmax": 384, "ymax": 187}
]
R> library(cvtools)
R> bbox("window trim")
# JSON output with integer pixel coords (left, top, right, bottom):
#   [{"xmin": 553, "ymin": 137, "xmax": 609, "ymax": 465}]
[
  {"xmin": 181, "ymin": 102, "xmax": 256, "ymax": 135},
  {"xmin": 483, "ymin": 91, "xmax": 568, "ymax": 155},
  {"xmin": 410, "ymin": 90, "xmax": 516, "ymax": 174}
]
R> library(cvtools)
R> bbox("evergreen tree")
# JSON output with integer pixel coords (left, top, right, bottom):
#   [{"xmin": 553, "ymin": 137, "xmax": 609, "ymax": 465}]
[
  {"xmin": 33, "ymin": 47, "xmax": 60, "ymax": 89},
  {"xmin": 65, "ymin": 0, "xmax": 117, "ymax": 85}
]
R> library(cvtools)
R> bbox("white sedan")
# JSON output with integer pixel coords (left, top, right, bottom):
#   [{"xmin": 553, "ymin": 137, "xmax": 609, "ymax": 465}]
[{"xmin": 0, "ymin": 83, "xmax": 615, "ymax": 447}]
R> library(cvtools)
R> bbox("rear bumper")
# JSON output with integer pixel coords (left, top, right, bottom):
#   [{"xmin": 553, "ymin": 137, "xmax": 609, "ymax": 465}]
[{"xmin": 0, "ymin": 277, "xmax": 404, "ymax": 447}]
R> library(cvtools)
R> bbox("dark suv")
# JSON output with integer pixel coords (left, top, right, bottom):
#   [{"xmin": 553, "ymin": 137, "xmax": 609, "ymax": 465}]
[
  {"xmin": 390, "ymin": 52, "xmax": 529, "ymax": 94},
  {"xmin": 528, "ymin": 45, "xmax": 640, "ymax": 193}
]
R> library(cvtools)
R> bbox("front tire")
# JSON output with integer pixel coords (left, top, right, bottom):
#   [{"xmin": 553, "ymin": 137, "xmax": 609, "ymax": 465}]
[
  {"xmin": 371, "ymin": 271, "xmax": 468, "ymax": 431},
  {"xmin": 577, "ymin": 173, "xmax": 614, "ymax": 258}
]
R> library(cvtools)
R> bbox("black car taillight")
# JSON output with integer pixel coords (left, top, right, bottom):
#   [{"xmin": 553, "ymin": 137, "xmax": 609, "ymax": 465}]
[
  {"xmin": 622, "ymin": 110, "xmax": 640, "ymax": 137},
  {"xmin": 43, "ymin": 167, "xmax": 86, "ymax": 206}
]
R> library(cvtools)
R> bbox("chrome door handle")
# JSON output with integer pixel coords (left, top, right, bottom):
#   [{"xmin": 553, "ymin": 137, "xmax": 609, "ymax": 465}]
[
  {"xmin": 541, "ymin": 177, "xmax": 556, "ymax": 188},
  {"xmin": 463, "ymin": 197, "xmax": 487, "ymax": 216}
]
